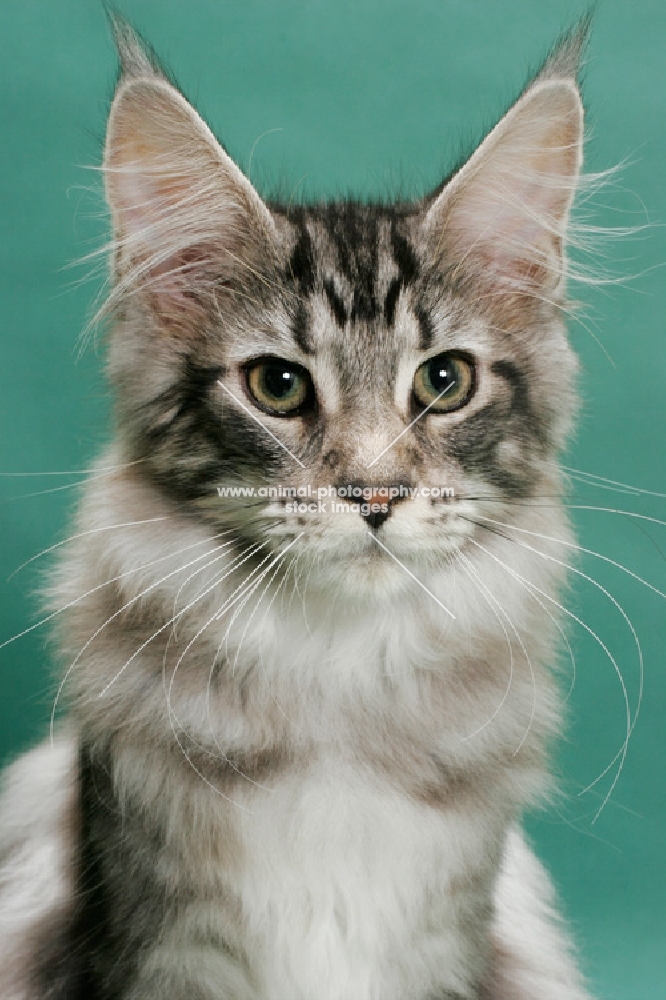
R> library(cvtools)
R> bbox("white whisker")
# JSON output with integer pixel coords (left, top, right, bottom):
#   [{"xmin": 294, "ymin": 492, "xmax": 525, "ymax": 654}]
[
  {"xmin": 255, "ymin": 553, "xmax": 308, "ymax": 735},
  {"xmin": 367, "ymin": 533, "xmax": 456, "ymax": 619},
  {"xmin": 466, "ymin": 533, "xmax": 635, "ymax": 822},
  {"xmin": 165, "ymin": 536, "xmax": 302, "ymax": 744},
  {"xmin": 472, "ymin": 511, "xmax": 654, "ymax": 728},
  {"xmin": 365, "ymin": 381, "xmax": 455, "ymax": 468},
  {"xmin": 91, "ymin": 543, "xmax": 243, "ymax": 699},
  {"xmin": 201, "ymin": 552, "xmax": 295, "ymax": 794},
  {"xmin": 455, "ymin": 551, "xmax": 516, "ymax": 743},
  {"xmin": 563, "ymin": 465, "xmax": 666, "ymax": 499},
  {"xmin": 50, "ymin": 542, "xmax": 234, "ymax": 738},
  {"xmin": 0, "ymin": 459, "xmax": 144, "ymax": 478},
  {"xmin": 216, "ymin": 380, "xmax": 306, "ymax": 469},
  {"xmin": 1, "ymin": 461, "xmax": 147, "ymax": 502},
  {"xmin": 7, "ymin": 516, "xmax": 168, "ymax": 582},
  {"xmin": 460, "ymin": 551, "xmax": 537, "ymax": 754},
  {"xmin": 5, "ymin": 531, "xmax": 227, "ymax": 656},
  {"xmin": 160, "ymin": 540, "xmax": 275, "ymax": 798}
]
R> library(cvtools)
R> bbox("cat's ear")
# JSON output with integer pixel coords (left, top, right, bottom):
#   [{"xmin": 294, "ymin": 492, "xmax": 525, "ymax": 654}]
[
  {"xmin": 422, "ymin": 32, "xmax": 586, "ymax": 299},
  {"xmin": 103, "ymin": 20, "xmax": 277, "ymax": 332}
]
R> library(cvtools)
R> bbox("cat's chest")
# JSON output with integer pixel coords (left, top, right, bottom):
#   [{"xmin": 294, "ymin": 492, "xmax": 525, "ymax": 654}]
[{"xmin": 225, "ymin": 763, "xmax": 498, "ymax": 1000}]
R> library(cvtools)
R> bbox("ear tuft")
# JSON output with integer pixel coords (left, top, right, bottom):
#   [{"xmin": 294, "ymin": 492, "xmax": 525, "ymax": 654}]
[
  {"xmin": 107, "ymin": 10, "xmax": 161, "ymax": 81},
  {"xmin": 537, "ymin": 13, "xmax": 592, "ymax": 83},
  {"xmin": 103, "ymin": 53, "xmax": 278, "ymax": 334},
  {"xmin": 423, "ymin": 59, "xmax": 585, "ymax": 300}
]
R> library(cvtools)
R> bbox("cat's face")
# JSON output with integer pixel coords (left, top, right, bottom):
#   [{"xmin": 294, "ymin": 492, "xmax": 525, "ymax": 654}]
[{"xmin": 103, "ymin": 27, "xmax": 582, "ymax": 594}]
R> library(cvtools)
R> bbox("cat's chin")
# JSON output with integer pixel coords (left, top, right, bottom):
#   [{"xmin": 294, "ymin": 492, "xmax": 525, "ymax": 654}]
[
  {"xmin": 315, "ymin": 556, "xmax": 420, "ymax": 604},
  {"xmin": 284, "ymin": 531, "xmax": 462, "ymax": 605}
]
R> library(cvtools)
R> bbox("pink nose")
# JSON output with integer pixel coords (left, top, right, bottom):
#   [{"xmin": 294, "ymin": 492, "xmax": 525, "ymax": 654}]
[
  {"xmin": 360, "ymin": 487, "xmax": 408, "ymax": 532},
  {"xmin": 364, "ymin": 490, "xmax": 388, "ymax": 508}
]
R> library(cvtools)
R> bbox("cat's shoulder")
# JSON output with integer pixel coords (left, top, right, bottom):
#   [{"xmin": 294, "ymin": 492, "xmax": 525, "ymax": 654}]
[
  {"xmin": 0, "ymin": 732, "xmax": 78, "ymax": 999},
  {"xmin": 0, "ymin": 733, "xmax": 76, "ymax": 847}
]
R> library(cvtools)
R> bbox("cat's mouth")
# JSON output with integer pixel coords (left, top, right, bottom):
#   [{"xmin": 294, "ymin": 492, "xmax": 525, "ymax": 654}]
[
  {"xmin": 274, "ymin": 525, "xmax": 464, "ymax": 608},
  {"xmin": 274, "ymin": 507, "xmax": 474, "ymax": 565}
]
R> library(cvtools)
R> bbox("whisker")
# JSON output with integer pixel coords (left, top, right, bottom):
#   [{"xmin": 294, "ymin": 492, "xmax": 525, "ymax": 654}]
[
  {"xmin": 158, "ymin": 537, "xmax": 264, "ymax": 674},
  {"xmin": 562, "ymin": 465, "xmax": 666, "ymax": 499},
  {"xmin": 459, "ymin": 550, "xmax": 537, "ymax": 754},
  {"xmin": 165, "ymin": 537, "xmax": 303, "ymax": 781},
  {"xmin": 168, "ymin": 539, "xmax": 247, "ymax": 637},
  {"xmin": 161, "ymin": 538, "xmax": 278, "ymax": 795},
  {"xmin": 0, "ymin": 459, "xmax": 144, "ymax": 478},
  {"xmin": 565, "ymin": 478, "xmax": 657, "ymax": 499},
  {"xmin": 226, "ymin": 553, "xmax": 288, "ymax": 671},
  {"xmin": 50, "ymin": 545, "xmax": 237, "ymax": 742},
  {"xmin": 256, "ymin": 553, "xmax": 308, "ymax": 735},
  {"xmin": 367, "ymin": 533, "xmax": 455, "ymax": 619},
  {"xmin": 56, "ymin": 541, "xmax": 235, "ymax": 712},
  {"xmin": 291, "ymin": 551, "xmax": 314, "ymax": 640},
  {"xmin": 163, "ymin": 538, "xmax": 277, "ymax": 727},
  {"xmin": 458, "ymin": 497, "xmax": 666, "ymax": 531},
  {"xmin": 463, "ymin": 527, "xmax": 634, "ymax": 822},
  {"xmin": 200, "ymin": 552, "xmax": 295, "ymax": 794},
  {"xmin": 473, "ymin": 509, "xmax": 665, "ymax": 601},
  {"xmin": 206, "ymin": 536, "xmax": 305, "ymax": 676},
  {"xmin": 158, "ymin": 541, "xmax": 271, "ymax": 710},
  {"xmin": 1, "ymin": 461, "xmax": 148, "ymax": 502},
  {"xmin": 470, "ymin": 512, "xmax": 655, "ymax": 754},
  {"xmin": 462, "ymin": 524, "xmax": 578, "ymax": 704},
  {"xmin": 547, "ymin": 803, "xmax": 624, "ymax": 853},
  {"xmin": 1, "ymin": 530, "xmax": 229, "ymax": 653},
  {"xmin": 7, "ymin": 516, "xmax": 168, "ymax": 582},
  {"xmin": 454, "ymin": 551, "xmax": 516, "ymax": 743},
  {"xmin": 542, "ymin": 506, "xmax": 666, "ymax": 526},
  {"xmin": 162, "ymin": 616, "xmax": 261, "ymax": 813}
]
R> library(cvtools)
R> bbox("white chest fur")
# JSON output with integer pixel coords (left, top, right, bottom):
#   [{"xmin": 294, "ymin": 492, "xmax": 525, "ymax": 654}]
[
  {"xmin": 231, "ymin": 766, "xmax": 498, "ymax": 1000},
  {"xmin": 140, "ymin": 556, "xmax": 551, "ymax": 999}
]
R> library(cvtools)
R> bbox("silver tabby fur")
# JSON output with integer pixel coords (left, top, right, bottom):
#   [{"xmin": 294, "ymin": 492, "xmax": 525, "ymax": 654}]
[{"xmin": 0, "ymin": 18, "xmax": 594, "ymax": 1000}]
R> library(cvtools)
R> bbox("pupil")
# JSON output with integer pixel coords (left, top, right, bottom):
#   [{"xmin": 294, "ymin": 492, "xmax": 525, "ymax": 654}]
[
  {"xmin": 429, "ymin": 357, "xmax": 456, "ymax": 392},
  {"xmin": 265, "ymin": 366, "xmax": 296, "ymax": 399}
]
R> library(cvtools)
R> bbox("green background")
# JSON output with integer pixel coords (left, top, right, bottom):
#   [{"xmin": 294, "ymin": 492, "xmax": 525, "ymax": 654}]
[{"xmin": 1, "ymin": 2, "xmax": 665, "ymax": 996}]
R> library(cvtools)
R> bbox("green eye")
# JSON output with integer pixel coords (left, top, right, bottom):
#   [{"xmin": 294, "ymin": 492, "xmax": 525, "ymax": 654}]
[
  {"xmin": 245, "ymin": 358, "xmax": 314, "ymax": 416},
  {"xmin": 413, "ymin": 353, "xmax": 475, "ymax": 413}
]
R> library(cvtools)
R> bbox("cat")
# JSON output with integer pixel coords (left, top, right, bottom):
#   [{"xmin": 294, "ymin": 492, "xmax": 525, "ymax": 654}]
[{"xmin": 0, "ymin": 16, "xmax": 595, "ymax": 1000}]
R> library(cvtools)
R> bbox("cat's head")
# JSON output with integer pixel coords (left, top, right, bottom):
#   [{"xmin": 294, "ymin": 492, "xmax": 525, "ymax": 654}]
[{"xmin": 101, "ymin": 21, "xmax": 584, "ymax": 595}]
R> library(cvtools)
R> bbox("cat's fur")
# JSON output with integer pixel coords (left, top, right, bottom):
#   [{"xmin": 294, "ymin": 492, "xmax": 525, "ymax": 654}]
[{"xmin": 0, "ymin": 19, "xmax": 594, "ymax": 1000}]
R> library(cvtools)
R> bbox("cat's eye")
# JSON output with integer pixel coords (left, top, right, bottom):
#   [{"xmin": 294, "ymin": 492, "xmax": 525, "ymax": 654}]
[
  {"xmin": 244, "ymin": 357, "xmax": 314, "ymax": 416},
  {"xmin": 413, "ymin": 353, "xmax": 475, "ymax": 413}
]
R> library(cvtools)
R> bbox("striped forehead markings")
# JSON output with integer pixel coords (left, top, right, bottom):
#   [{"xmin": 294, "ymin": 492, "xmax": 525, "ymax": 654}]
[
  {"xmin": 285, "ymin": 205, "xmax": 431, "ymax": 348},
  {"xmin": 385, "ymin": 223, "xmax": 420, "ymax": 330},
  {"xmin": 323, "ymin": 203, "xmax": 380, "ymax": 323},
  {"xmin": 323, "ymin": 278, "xmax": 348, "ymax": 327},
  {"xmin": 287, "ymin": 211, "xmax": 316, "ymax": 296}
]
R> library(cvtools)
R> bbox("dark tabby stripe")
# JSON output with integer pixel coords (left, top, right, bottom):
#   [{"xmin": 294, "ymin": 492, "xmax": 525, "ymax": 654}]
[
  {"xmin": 43, "ymin": 743, "xmax": 164, "ymax": 999},
  {"xmin": 287, "ymin": 211, "xmax": 316, "ymax": 296},
  {"xmin": 323, "ymin": 277, "xmax": 348, "ymax": 327},
  {"xmin": 390, "ymin": 224, "xmax": 419, "ymax": 286},
  {"xmin": 415, "ymin": 306, "xmax": 435, "ymax": 350},
  {"xmin": 384, "ymin": 278, "xmax": 401, "ymax": 327},
  {"xmin": 491, "ymin": 358, "xmax": 549, "ymax": 449},
  {"xmin": 138, "ymin": 357, "xmax": 285, "ymax": 502},
  {"xmin": 323, "ymin": 202, "xmax": 380, "ymax": 323},
  {"xmin": 491, "ymin": 360, "xmax": 530, "ymax": 420},
  {"xmin": 292, "ymin": 297, "xmax": 314, "ymax": 354},
  {"xmin": 385, "ymin": 224, "xmax": 419, "ymax": 327}
]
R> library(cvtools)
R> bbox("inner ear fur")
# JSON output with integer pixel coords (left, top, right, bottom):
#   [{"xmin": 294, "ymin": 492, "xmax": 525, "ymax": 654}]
[
  {"xmin": 104, "ymin": 70, "xmax": 279, "ymax": 333},
  {"xmin": 422, "ymin": 77, "xmax": 584, "ymax": 299}
]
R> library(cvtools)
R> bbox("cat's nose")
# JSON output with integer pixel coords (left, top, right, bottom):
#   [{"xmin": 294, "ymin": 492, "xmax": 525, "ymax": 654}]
[
  {"xmin": 358, "ymin": 487, "xmax": 407, "ymax": 532},
  {"xmin": 363, "ymin": 504, "xmax": 391, "ymax": 531}
]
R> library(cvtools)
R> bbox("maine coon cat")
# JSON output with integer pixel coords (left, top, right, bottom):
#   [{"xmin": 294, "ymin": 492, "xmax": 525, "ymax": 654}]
[{"xmin": 0, "ymin": 17, "xmax": 595, "ymax": 1000}]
